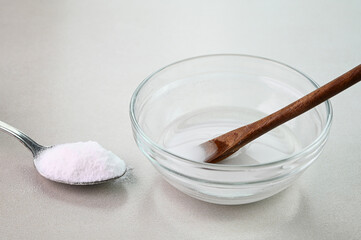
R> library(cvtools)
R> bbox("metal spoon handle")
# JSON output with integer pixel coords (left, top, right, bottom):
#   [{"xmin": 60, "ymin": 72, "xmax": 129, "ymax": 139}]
[{"xmin": 0, "ymin": 121, "xmax": 43, "ymax": 157}]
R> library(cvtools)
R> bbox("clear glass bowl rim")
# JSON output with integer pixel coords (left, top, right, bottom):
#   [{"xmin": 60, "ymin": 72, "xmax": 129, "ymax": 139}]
[{"xmin": 129, "ymin": 54, "xmax": 333, "ymax": 170}]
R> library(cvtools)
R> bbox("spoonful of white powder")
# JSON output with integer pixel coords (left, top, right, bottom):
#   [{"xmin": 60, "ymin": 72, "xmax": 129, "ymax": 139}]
[
  {"xmin": 0, "ymin": 120, "xmax": 126, "ymax": 185},
  {"xmin": 34, "ymin": 141, "xmax": 127, "ymax": 184}
]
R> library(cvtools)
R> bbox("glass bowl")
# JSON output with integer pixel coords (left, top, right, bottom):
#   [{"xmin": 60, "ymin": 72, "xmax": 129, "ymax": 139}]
[{"xmin": 130, "ymin": 54, "xmax": 332, "ymax": 205}]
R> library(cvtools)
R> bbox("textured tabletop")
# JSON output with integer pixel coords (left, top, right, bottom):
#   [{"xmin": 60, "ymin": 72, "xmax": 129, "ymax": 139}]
[{"xmin": 0, "ymin": 1, "xmax": 360, "ymax": 239}]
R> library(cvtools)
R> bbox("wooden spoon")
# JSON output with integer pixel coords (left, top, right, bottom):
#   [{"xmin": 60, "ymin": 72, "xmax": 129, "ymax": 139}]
[{"xmin": 200, "ymin": 64, "xmax": 361, "ymax": 163}]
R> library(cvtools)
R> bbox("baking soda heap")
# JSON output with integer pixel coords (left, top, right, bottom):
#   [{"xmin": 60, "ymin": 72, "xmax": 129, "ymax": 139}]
[{"xmin": 34, "ymin": 141, "xmax": 126, "ymax": 183}]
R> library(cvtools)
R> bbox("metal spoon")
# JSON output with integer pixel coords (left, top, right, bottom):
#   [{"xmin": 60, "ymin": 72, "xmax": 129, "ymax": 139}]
[{"xmin": 0, "ymin": 121, "xmax": 126, "ymax": 185}]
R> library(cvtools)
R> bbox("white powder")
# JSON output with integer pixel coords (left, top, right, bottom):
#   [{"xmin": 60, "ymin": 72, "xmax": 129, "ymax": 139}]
[{"xmin": 34, "ymin": 141, "xmax": 126, "ymax": 184}]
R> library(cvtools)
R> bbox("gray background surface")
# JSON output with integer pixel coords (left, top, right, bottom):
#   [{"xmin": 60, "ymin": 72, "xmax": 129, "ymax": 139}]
[{"xmin": 0, "ymin": 0, "xmax": 360, "ymax": 239}]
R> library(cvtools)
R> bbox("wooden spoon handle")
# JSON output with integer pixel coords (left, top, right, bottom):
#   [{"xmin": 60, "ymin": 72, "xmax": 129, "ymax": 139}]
[
  {"xmin": 205, "ymin": 64, "xmax": 361, "ymax": 163},
  {"xmin": 244, "ymin": 64, "xmax": 361, "ymax": 142}
]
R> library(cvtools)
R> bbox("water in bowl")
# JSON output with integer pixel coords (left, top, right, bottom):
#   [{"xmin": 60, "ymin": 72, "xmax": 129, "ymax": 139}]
[{"xmin": 159, "ymin": 106, "xmax": 302, "ymax": 165}]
